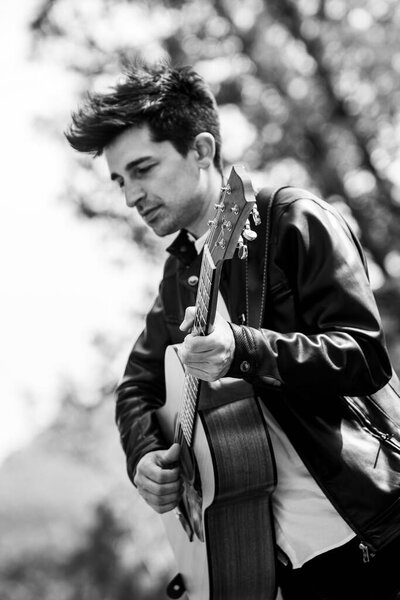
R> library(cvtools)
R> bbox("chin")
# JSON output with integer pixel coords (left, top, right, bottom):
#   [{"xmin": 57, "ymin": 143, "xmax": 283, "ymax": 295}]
[{"xmin": 151, "ymin": 221, "xmax": 178, "ymax": 237}]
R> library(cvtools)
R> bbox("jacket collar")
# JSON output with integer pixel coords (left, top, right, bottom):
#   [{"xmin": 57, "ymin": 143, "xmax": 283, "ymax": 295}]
[{"xmin": 166, "ymin": 229, "xmax": 198, "ymax": 266}]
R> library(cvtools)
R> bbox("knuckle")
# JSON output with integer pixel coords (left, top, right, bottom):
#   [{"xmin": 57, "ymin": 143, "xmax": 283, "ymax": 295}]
[
  {"xmin": 158, "ymin": 470, "xmax": 172, "ymax": 484},
  {"xmin": 183, "ymin": 336, "xmax": 193, "ymax": 350},
  {"xmin": 153, "ymin": 495, "xmax": 164, "ymax": 507}
]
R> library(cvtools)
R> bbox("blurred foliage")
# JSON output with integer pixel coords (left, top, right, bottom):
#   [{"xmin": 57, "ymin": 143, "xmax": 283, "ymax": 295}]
[
  {"xmin": 4, "ymin": 0, "xmax": 399, "ymax": 597},
  {"xmin": 0, "ymin": 397, "xmax": 174, "ymax": 600},
  {"xmin": 29, "ymin": 0, "xmax": 400, "ymax": 339},
  {"xmin": 0, "ymin": 500, "xmax": 171, "ymax": 600}
]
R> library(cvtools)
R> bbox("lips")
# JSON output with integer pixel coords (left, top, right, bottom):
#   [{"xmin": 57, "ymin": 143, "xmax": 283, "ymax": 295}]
[{"xmin": 141, "ymin": 206, "xmax": 161, "ymax": 222}]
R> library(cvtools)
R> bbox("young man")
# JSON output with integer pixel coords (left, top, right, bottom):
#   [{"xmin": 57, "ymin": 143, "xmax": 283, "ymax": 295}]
[{"xmin": 66, "ymin": 63, "xmax": 400, "ymax": 599}]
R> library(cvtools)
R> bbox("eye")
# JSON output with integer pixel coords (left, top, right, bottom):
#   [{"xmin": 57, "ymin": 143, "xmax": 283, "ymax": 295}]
[{"xmin": 136, "ymin": 163, "xmax": 154, "ymax": 178}]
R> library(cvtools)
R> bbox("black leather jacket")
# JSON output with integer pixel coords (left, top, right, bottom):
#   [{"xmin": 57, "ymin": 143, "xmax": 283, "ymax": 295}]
[{"xmin": 115, "ymin": 187, "xmax": 400, "ymax": 555}]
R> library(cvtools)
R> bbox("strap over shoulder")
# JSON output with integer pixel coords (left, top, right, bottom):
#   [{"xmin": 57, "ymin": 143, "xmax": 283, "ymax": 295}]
[{"xmin": 246, "ymin": 186, "xmax": 290, "ymax": 327}]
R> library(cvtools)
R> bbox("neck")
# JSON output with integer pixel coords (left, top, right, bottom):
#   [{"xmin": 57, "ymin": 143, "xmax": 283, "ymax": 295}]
[{"xmin": 187, "ymin": 168, "xmax": 223, "ymax": 239}]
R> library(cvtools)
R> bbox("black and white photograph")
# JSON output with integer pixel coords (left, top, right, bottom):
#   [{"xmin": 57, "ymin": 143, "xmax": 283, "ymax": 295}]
[{"xmin": 1, "ymin": 1, "xmax": 400, "ymax": 598}]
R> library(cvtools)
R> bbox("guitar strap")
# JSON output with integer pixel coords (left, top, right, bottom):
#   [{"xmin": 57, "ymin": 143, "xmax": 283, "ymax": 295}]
[{"xmin": 247, "ymin": 186, "xmax": 291, "ymax": 328}]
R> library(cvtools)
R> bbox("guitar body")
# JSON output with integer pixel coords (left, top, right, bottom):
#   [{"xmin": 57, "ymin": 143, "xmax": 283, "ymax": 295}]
[{"xmin": 158, "ymin": 345, "xmax": 277, "ymax": 600}]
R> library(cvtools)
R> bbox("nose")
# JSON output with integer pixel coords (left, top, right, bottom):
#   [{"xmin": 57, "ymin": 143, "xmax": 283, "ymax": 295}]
[{"xmin": 125, "ymin": 182, "xmax": 146, "ymax": 208}]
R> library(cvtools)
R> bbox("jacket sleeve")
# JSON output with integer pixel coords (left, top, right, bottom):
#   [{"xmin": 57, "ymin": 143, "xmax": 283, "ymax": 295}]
[
  {"xmin": 115, "ymin": 290, "xmax": 170, "ymax": 484},
  {"xmin": 228, "ymin": 196, "xmax": 392, "ymax": 396}
]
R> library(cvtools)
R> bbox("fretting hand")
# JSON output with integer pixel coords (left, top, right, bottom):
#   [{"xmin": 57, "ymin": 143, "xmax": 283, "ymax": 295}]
[{"xmin": 178, "ymin": 307, "xmax": 235, "ymax": 381}]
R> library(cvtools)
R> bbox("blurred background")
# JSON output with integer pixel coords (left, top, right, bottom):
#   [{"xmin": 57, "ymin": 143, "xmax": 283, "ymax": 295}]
[{"xmin": 1, "ymin": 0, "xmax": 400, "ymax": 598}]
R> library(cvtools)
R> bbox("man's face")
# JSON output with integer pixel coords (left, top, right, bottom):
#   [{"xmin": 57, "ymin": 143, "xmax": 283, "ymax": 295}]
[{"xmin": 105, "ymin": 125, "xmax": 210, "ymax": 237}]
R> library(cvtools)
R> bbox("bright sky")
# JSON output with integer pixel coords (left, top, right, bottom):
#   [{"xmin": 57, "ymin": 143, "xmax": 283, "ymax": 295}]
[{"xmin": 0, "ymin": 0, "xmax": 159, "ymax": 464}]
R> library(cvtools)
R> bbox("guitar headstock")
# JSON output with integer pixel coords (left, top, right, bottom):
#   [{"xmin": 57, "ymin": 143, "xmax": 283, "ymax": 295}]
[{"xmin": 206, "ymin": 165, "xmax": 258, "ymax": 266}]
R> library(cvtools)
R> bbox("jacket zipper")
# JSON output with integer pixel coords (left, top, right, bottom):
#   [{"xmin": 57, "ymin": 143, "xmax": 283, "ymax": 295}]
[
  {"xmin": 359, "ymin": 541, "xmax": 375, "ymax": 563},
  {"xmin": 343, "ymin": 396, "xmax": 400, "ymax": 455},
  {"xmin": 368, "ymin": 391, "xmax": 400, "ymax": 431},
  {"xmin": 344, "ymin": 395, "xmax": 400, "ymax": 561}
]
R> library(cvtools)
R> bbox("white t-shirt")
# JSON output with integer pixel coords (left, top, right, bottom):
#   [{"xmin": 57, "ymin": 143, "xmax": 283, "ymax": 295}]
[{"xmin": 261, "ymin": 404, "xmax": 355, "ymax": 568}]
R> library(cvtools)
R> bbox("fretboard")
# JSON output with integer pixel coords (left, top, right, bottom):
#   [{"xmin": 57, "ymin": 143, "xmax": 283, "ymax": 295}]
[{"xmin": 179, "ymin": 245, "xmax": 222, "ymax": 447}]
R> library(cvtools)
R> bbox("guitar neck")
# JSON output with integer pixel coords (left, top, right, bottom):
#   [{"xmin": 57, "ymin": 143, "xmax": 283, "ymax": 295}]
[
  {"xmin": 177, "ymin": 246, "xmax": 224, "ymax": 447},
  {"xmin": 193, "ymin": 245, "xmax": 223, "ymax": 336},
  {"xmin": 175, "ymin": 165, "xmax": 257, "ymax": 448}
]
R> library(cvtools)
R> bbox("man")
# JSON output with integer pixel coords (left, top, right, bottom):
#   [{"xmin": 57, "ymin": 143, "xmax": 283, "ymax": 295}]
[{"xmin": 66, "ymin": 63, "xmax": 400, "ymax": 599}]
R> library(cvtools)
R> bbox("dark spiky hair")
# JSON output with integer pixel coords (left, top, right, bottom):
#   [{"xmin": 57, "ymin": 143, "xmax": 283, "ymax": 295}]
[{"xmin": 65, "ymin": 62, "xmax": 222, "ymax": 171}]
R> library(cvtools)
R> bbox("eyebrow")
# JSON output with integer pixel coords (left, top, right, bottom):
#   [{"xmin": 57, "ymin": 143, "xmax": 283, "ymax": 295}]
[{"xmin": 110, "ymin": 156, "xmax": 153, "ymax": 181}]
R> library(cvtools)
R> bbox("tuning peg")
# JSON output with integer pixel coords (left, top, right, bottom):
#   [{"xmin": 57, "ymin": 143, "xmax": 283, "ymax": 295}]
[
  {"xmin": 252, "ymin": 204, "xmax": 261, "ymax": 226},
  {"xmin": 222, "ymin": 219, "xmax": 232, "ymax": 231},
  {"xmin": 237, "ymin": 236, "xmax": 248, "ymax": 260},
  {"xmin": 242, "ymin": 219, "xmax": 257, "ymax": 242}
]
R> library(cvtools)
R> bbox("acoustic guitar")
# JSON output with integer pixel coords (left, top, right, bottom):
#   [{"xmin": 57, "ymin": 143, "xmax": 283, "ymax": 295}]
[{"xmin": 158, "ymin": 165, "xmax": 277, "ymax": 600}]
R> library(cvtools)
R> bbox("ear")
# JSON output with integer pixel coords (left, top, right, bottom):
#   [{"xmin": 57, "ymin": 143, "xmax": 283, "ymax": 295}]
[{"xmin": 193, "ymin": 133, "xmax": 216, "ymax": 168}]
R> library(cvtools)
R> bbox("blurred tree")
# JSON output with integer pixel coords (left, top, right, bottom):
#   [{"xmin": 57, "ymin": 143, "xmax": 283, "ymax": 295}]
[
  {"xmin": 64, "ymin": 501, "xmax": 169, "ymax": 600},
  {"xmin": 0, "ymin": 501, "xmax": 171, "ymax": 600},
  {"xmin": 29, "ymin": 0, "xmax": 400, "ymax": 283},
  {"xmin": 0, "ymin": 397, "xmax": 174, "ymax": 600}
]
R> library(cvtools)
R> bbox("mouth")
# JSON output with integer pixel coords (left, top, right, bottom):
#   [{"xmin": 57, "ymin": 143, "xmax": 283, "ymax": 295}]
[{"xmin": 140, "ymin": 206, "xmax": 161, "ymax": 223}]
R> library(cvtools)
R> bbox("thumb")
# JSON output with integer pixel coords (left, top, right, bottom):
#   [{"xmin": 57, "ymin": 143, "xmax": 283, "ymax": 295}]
[
  {"xmin": 179, "ymin": 306, "xmax": 196, "ymax": 332},
  {"xmin": 158, "ymin": 443, "xmax": 181, "ymax": 468}
]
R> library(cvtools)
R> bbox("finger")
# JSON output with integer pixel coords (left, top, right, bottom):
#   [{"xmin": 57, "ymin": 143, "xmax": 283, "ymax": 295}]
[
  {"xmin": 158, "ymin": 443, "xmax": 181, "ymax": 468},
  {"xmin": 181, "ymin": 336, "xmax": 219, "ymax": 364},
  {"xmin": 179, "ymin": 306, "xmax": 196, "ymax": 332},
  {"xmin": 184, "ymin": 328, "xmax": 228, "ymax": 353},
  {"xmin": 183, "ymin": 355, "xmax": 225, "ymax": 371},
  {"xmin": 142, "ymin": 489, "xmax": 183, "ymax": 513},
  {"xmin": 134, "ymin": 455, "xmax": 181, "ymax": 486},
  {"xmin": 184, "ymin": 358, "xmax": 229, "ymax": 380},
  {"xmin": 139, "ymin": 477, "xmax": 183, "ymax": 497},
  {"xmin": 183, "ymin": 357, "xmax": 214, "ymax": 370},
  {"xmin": 138, "ymin": 464, "xmax": 181, "ymax": 486},
  {"xmin": 184, "ymin": 336, "xmax": 216, "ymax": 353},
  {"xmin": 185, "ymin": 365, "xmax": 215, "ymax": 381},
  {"xmin": 148, "ymin": 498, "xmax": 182, "ymax": 514}
]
